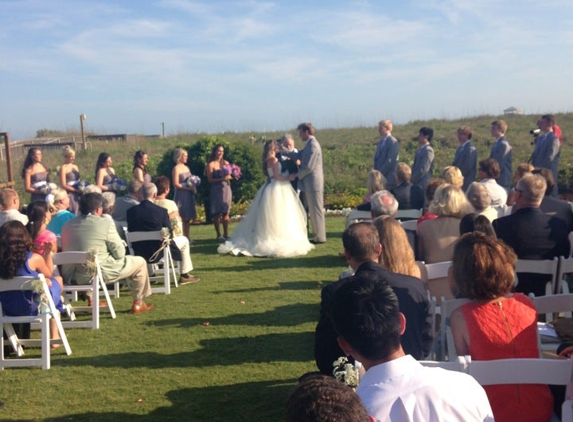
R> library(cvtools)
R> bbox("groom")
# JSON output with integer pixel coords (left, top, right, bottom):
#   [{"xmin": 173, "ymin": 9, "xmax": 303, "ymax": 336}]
[{"xmin": 297, "ymin": 123, "xmax": 326, "ymax": 244}]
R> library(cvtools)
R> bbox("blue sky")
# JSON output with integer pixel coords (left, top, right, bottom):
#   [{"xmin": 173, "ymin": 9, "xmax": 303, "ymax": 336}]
[{"xmin": 1, "ymin": 0, "xmax": 572, "ymax": 140}]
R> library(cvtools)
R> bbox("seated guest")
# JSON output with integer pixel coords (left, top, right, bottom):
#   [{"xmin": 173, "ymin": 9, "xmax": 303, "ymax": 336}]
[
  {"xmin": 0, "ymin": 221, "xmax": 64, "ymax": 341},
  {"xmin": 416, "ymin": 177, "xmax": 446, "ymax": 226},
  {"xmin": 441, "ymin": 166, "xmax": 463, "ymax": 189},
  {"xmin": 372, "ymin": 216, "xmax": 421, "ymax": 278},
  {"xmin": 449, "ymin": 233, "xmax": 553, "ymax": 422},
  {"xmin": 126, "ymin": 182, "xmax": 199, "ymax": 285},
  {"xmin": 417, "ymin": 184, "xmax": 472, "ymax": 263},
  {"xmin": 154, "ymin": 176, "xmax": 184, "ymax": 234},
  {"xmin": 370, "ymin": 190, "xmax": 398, "ymax": 219},
  {"xmin": 101, "ymin": 192, "xmax": 128, "ymax": 250},
  {"xmin": 61, "ymin": 193, "xmax": 153, "ymax": 313},
  {"xmin": 391, "ymin": 163, "xmax": 424, "ymax": 210},
  {"xmin": 459, "ymin": 213, "xmax": 496, "ymax": 238},
  {"xmin": 507, "ymin": 163, "xmax": 534, "ymax": 206},
  {"xmin": 330, "ymin": 273, "xmax": 493, "ymax": 421},
  {"xmin": 357, "ymin": 170, "xmax": 386, "ymax": 211},
  {"xmin": 112, "ymin": 180, "xmax": 142, "ymax": 222},
  {"xmin": 477, "ymin": 158, "xmax": 507, "ymax": 208},
  {"xmin": 533, "ymin": 168, "xmax": 573, "ymax": 232},
  {"xmin": 315, "ymin": 223, "xmax": 431, "ymax": 375},
  {"xmin": 0, "ymin": 189, "xmax": 28, "ymax": 226},
  {"xmin": 465, "ymin": 182, "xmax": 497, "ymax": 222},
  {"xmin": 493, "ymin": 173, "xmax": 570, "ymax": 297},
  {"xmin": 46, "ymin": 188, "xmax": 75, "ymax": 236},
  {"xmin": 286, "ymin": 375, "xmax": 374, "ymax": 422},
  {"xmin": 26, "ymin": 201, "xmax": 58, "ymax": 260}
]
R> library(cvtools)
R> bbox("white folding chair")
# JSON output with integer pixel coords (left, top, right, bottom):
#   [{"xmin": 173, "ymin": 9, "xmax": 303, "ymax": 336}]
[
  {"xmin": 127, "ymin": 231, "xmax": 180, "ymax": 295},
  {"xmin": 345, "ymin": 210, "xmax": 372, "ymax": 228},
  {"xmin": 515, "ymin": 258, "xmax": 559, "ymax": 296},
  {"xmin": 400, "ymin": 219, "xmax": 418, "ymax": 231},
  {"xmin": 557, "ymin": 256, "xmax": 573, "ymax": 295},
  {"xmin": 0, "ymin": 274, "xmax": 72, "ymax": 369},
  {"xmin": 419, "ymin": 261, "xmax": 454, "ymax": 305},
  {"xmin": 53, "ymin": 252, "xmax": 116, "ymax": 329},
  {"xmin": 529, "ymin": 293, "xmax": 573, "ymax": 353},
  {"xmin": 396, "ymin": 208, "xmax": 423, "ymax": 220},
  {"xmin": 440, "ymin": 297, "xmax": 471, "ymax": 362},
  {"xmin": 468, "ymin": 358, "xmax": 573, "ymax": 422},
  {"xmin": 420, "ymin": 354, "xmax": 471, "ymax": 371}
]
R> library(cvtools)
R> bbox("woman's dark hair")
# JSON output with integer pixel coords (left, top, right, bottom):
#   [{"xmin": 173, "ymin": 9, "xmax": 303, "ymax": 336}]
[
  {"xmin": 21, "ymin": 147, "xmax": 42, "ymax": 179},
  {"xmin": 155, "ymin": 176, "xmax": 170, "ymax": 196},
  {"xmin": 207, "ymin": 145, "xmax": 224, "ymax": 163},
  {"xmin": 95, "ymin": 153, "xmax": 111, "ymax": 179},
  {"xmin": 459, "ymin": 213, "xmax": 497, "ymax": 239},
  {"xmin": 133, "ymin": 150, "xmax": 148, "ymax": 174},
  {"xmin": 0, "ymin": 221, "xmax": 33, "ymax": 279},
  {"xmin": 25, "ymin": 200, "xmax": 49, "ymax": 242}
]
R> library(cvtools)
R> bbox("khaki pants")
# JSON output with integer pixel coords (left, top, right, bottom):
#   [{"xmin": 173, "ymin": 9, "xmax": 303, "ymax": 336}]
[
  {"xmin": 173, "ymin": 236, "xmax": 193, "ymax": 274},
  {"xmin": 112, "ymin": 256, "xmax": 152, "ymax": 302}
]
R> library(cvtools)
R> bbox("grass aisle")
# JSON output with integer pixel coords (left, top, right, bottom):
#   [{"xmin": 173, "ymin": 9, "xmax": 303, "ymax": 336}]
[{"xmin": 0, "ymin": 217, "xmax": 346, "ymax": 422}]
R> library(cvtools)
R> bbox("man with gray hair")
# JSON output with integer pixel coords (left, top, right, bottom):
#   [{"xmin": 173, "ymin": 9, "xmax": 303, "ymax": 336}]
[
  {"xmin": 127, "ymin": 183, "xmax": 198, "ymax": 284},
  {"xmin": 112, "ymin": 180, "xmax": 143, "ymax": 221},
  {"xmin": 370, "ymin": 190, "xmax": 399, "ymax": 218},
  {"xmin": 493, "ymin": 173, "xmax": 569, "ymax": 296}
]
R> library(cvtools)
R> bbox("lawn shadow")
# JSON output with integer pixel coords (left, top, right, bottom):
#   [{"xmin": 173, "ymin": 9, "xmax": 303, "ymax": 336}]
[
  {"xmin": 202, "ymin": 255, "xmax": 343, "ymax": 273},
  {"xmin": 150, "ymin": 302, "xmax": 317, "ymax": 328},
  {"xmin": 216, "ymin": 280, "xmax": 323, "ymax": 293},
  {"xmin": 57, "ymin": 331, "xmax": 314, "ymax": 369},
  {"xmin": 29, "ymin": 379, "xmax": 297, "ymax": 422}
]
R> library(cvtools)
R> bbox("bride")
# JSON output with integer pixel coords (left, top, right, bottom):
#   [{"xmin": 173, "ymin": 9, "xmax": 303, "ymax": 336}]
[{"xmin": 217, "ymin": 139, "xmax": 315, "ymax": 257}]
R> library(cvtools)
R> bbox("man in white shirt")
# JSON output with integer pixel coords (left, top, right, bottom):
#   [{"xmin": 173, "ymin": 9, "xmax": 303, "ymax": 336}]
[
  {"xmin": 329, "ymin": 274, "xmax": 494, "ymax": 422},
  {"xmin": 477, "ymin": 158, "xmax": 507, "ymax": 208},
  {"xmin": 0, "ymin": 189, "xmax": 28, "ymax": 226}
]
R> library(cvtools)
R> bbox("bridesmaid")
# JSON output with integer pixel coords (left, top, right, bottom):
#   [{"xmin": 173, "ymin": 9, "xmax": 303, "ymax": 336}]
[
  {"xmin": 59, "ymin": 145, "xmax": 81, "ymax": 215},
  {"xmin": 133, "ymin": 150, "xmax": 151, "ymax": 183},
  {"xmin": 205, "ymin": 145, "xmax": 232, "ymax": 241},
  {"xmin": 172, "ymin": 148, "xmax": 197, "ymax": 240},
  {"xmin": 22, "ymin": 147, "xmax": 49, "ymax": 203},
  {"xmin": 95, "ymin": 152, "xmax": 118, "ymax": 192}
]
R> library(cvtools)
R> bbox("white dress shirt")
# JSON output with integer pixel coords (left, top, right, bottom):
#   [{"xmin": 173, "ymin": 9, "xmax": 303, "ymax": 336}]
[
  {"xmin": 0, "ymin": 209, "xmax": 28, "ymax": 226},
  {"xmin": 357, "ymin": 355, "xmax": 494, "ymax": 422},
  {"xmin": 479, "ymin": 178, "xmax": 508, "ymax": 208}
]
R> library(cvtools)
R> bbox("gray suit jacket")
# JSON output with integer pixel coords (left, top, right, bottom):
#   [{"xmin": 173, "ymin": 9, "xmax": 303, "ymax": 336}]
[
  {"xmin": 112, "ymin": 194, "xmax": 140, "ymax": 221},
  {"xmin": 411, "ymin": 143, "xmax": 434, "ymax": 190},
  {"xmin": 490, "ymin": 136, "xmax": 512, "ymax": 188},
  {"xmin": 373, "ymin": 135, "xmax": 399, "ymax": 188},
  {"xmin": 530, "ymin": 131, "xmax": 560, "ymax": 185},
  {"xmin": 61, "ymin": 215, "xmax": 132, "ymax": 284},
  {"xmin": 453, "ymin": 141, "xmax": 478, "ymax": 191},
  {"xmin": 297, "ymin": 136, "xmax": 324, "ymax": 193}
]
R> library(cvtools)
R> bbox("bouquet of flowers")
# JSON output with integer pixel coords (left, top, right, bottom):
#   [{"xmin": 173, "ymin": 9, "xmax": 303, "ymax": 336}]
[
  {"xmin": 105, "ymin": 179, "xmax": 128, "ymax": 192},
  {"xmin": 185, "ymin": 175, "xmax": 201, "ymax": 188},
  {"xmin": 332, "ymin": 356, "xmax": 359, "ymax": 389},
  {"xmin": 223, "ymin": 164, "xmax": 242, "ymax": 180},
  {"xmin": 69, "ymin": 180, "xmax": 90, "ymax": 193},
  {"xmin": 33, "ymin": 181, "xmax": 58, "ymax": 195},
  {"xmin": 170, "ymin": 217, "xmax": 182, "ymax": 236}
]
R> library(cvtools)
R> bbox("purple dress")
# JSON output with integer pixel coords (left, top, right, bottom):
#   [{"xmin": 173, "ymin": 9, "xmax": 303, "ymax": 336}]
[
  {"xmin": 30, "ymin": 171, "xmax": 48, "ymax": 202},
  {"xmin": 0, "ymin": 252, "xmax": 64, "ymax": 316},
  {"xmin": 210, "ymin": 169, "xmax": 232, "ymax": 215},
  {"xmin": 102, "ymin": 168, "xmax": 117, "ymax": 185},
  {"xmin": 65, "ymin": 169, "xmax": 81, "ymax": 215},
  {"xmin": 174, "ymin": 171, "xmax": 197, "ymax": 221}
]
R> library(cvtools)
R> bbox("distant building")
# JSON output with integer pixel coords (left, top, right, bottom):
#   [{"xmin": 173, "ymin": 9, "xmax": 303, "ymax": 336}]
[{"xmin": 503, "ymin": 107, "xmax": 522, "ymax": 115}]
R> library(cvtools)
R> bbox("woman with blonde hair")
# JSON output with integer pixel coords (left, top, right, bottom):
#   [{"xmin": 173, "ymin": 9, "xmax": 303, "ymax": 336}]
[
  {"xmin": 373, "ymin": 216, "xmax": 420, "ymax": 278},
  {"xmin": 172, "ymin": 148, "xmax": 197, "ymax": 239},
  {"xmin": 46, "ymin": 188, "xmax": 76, "ymax": 236},
  {"xmin": 357, "ymin": 170, "xmax": 386, "ymax": 211},
  {"xmin": 59, "ymin": 145, "xmax": 82, "ymax": 214},
  {"xmin": 441, "ymin": 166, "xmax": 464, "ymax": 189},
  {"xmin": 417, "ymin": 184, "xmax": 473, "ymax": 263}
]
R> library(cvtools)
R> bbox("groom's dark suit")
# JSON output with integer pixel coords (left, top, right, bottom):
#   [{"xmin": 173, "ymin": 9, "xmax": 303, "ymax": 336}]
[
  {"xmin": 126, "ymin": 200, "xmax": 182, "ymax": 263},
  {"xmin": 314, "ymin": 261, "xmax": 432, "ymax": 374}
]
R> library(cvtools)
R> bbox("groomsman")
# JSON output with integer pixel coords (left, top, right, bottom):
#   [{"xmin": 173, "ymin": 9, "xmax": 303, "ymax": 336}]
[
  {"xmin": 411, "ymin": 127, "xmax": 435, "ymax": 191},
  {"xmin": 489, "ymin": 120, "xmax": 512, "ymax": 190},
  {"xmin": 530, "ymin": 114, "xmax": 560, "ymax": 196},
  {"xmin": 452, "ymin": 125, "xmax": 478, "ymax": 191},
  {"xmin": 297, "ymin": 123, "xmax": 326, "ymax": 244},
  {"xmin": 373, "ymin": 120, "xmax": 399, "ymax": 189}
]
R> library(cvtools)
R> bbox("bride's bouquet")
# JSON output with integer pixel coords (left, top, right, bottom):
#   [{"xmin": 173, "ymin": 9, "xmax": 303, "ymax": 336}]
[
  {"xmin": 223, "ymin": 164, "xmax": 242, "ymax": 180},
  {"xmin": 33, "ymin": 181, "xmax": 58, "ymax": 195},
  {"xmin": 185, "ymin": 175, "xmax": 201, "ymax": 188}
]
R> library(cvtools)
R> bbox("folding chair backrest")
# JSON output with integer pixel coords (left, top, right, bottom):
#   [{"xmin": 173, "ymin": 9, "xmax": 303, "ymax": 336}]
[
  {"xmin": 440, "ymin": 297, "xmax": 471, "ymax": 362},
  {"xmin": 420, "ymin": 355, "xmax": 471, "ymax": 372},
  {"xmin": 468, "ymin": 357, "xmax": 572, "ymax": 386},
  {"xmin": 400, "ymin": 219, "xmax": 418, "ymax": 231},
  {"xmin": 396, "ymin": 208, "xmax": 423, "ymax": 220},
  {"xmin": 516, "ymin": 258, "xmax": 559, "ymax": 295},
  {"xmin": 345, "ymin": 210, "xmax": 372, "ymax": 228},
  {"xmin": 419, "ymin": 261, "xmax": 453, "ymax": 304},
  {"xmin": 558, "ymin": 256, "xmax": 573, "ymax": 295}
]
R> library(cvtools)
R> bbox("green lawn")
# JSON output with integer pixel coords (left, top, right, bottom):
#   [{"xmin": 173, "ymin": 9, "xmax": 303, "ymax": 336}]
[{"xmin": 0, "ymin": 218, "xmax": 347, "ymax": 422}]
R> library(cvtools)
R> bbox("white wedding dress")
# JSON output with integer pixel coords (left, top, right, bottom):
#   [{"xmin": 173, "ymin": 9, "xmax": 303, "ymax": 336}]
[{"xmin": 217, "ymin": 162, "xmax": 314, "ymax": 257}]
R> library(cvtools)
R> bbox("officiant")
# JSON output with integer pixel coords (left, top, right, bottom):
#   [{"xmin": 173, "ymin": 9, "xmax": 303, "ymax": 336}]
[{"xmin": 278, "ymin": 134, "xmax": 299, "ymax": 191}]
